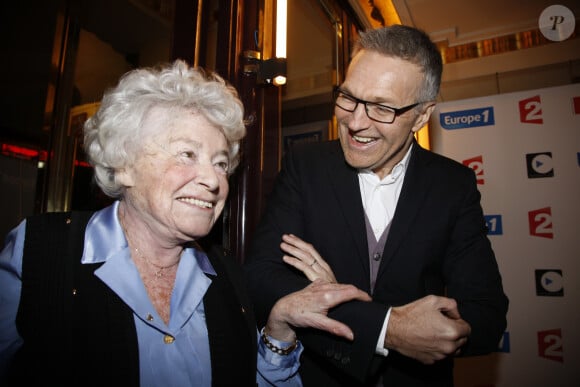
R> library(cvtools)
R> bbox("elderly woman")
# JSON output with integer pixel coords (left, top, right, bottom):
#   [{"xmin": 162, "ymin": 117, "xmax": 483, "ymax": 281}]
[{"xmin": 0, "ymin": 60, "xmax": 370, "ymax": 386}]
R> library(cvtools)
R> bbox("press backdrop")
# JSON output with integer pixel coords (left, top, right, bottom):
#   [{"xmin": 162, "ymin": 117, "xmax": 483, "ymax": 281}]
[{"xmin": 430, "ymin": 83, "xmax": 580, "ymax": 387}]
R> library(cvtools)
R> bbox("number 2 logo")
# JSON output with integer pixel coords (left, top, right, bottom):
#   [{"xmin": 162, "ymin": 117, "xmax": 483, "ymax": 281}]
[
  {"xmin": 463, "ymin": 155, "xmax": 484, "ymax": 184},
  {"xmin": 538, "ymin": 329, "xmax": 563, "ymax": 363},
  {"xmin": 528, "ymin": 207, "xmax": 553, "ymax": 239},
  {"xmin": 519, "ymin": 95, "xmax": 543, "ymax": 124}
]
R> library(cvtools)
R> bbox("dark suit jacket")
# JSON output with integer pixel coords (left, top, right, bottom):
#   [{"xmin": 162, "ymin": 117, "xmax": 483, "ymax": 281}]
[{"xmin": 245, "ymin": 140, "xmax": 508, "ymax": 387}]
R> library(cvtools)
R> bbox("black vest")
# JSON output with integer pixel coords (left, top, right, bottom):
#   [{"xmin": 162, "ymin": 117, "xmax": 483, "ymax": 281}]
[{"xmin": 6, "ymin": 211, "xmax": 257, "ymax": 387}]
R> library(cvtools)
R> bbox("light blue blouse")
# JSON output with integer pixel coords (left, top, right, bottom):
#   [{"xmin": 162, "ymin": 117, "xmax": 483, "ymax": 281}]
[{"xmin": 0, "ymin": 201, "xmax": 303, "ymax": 386}]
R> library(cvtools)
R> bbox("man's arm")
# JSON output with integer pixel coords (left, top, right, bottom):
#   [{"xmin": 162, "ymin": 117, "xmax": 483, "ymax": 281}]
[
  {"xmin": 442, "ymin": 168, "xmax": 509, "ymax": 355},
  {"xmin": 281, "ymin": 233, "xmax": 474, "ymax": 364}
]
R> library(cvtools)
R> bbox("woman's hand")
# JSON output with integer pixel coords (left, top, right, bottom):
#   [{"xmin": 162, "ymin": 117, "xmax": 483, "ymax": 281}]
[
  {"xmin": 280, "ymin": 234, "xmax": 337, "ymax": 283},
  {"xmin": 265, "ymin": 279, "xmax": 372, "ymax": 342}
]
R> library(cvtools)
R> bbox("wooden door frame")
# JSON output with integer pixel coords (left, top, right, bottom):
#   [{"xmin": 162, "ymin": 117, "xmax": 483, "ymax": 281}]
[{"xmin": 172, "ymin": 0, "xmax": 281, "ymax": 262}]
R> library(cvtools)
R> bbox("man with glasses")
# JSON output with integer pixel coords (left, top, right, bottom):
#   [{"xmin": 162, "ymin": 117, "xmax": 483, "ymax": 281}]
[{"xmin": 245, "ymin": 25, "xmax": 508, "ymax": 387}]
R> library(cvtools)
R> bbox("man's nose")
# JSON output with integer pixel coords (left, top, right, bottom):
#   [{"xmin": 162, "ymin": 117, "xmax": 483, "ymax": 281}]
[{"xmin": 347, "ymin": 102, "xmax": 372, "ymax": 129}]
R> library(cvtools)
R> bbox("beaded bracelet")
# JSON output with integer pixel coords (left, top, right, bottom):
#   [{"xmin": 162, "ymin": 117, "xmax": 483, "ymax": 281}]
[{"xmin": 261, "ymin": 328, "xmax": 298, "ymax": 355}]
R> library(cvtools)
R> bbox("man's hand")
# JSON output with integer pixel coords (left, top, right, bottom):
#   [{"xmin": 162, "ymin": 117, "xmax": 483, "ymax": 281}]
[{"xmin": 385, "ymin": 295, "xmax": 471, "ymax": 364}]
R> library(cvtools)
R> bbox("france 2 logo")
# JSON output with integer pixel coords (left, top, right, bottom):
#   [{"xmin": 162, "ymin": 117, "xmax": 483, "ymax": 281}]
[
  {"xmin": 573, "ymin": 96, "xmax": 580, "ymax": 115},
  {"xmin": 462, "ymin": 155, "xmax": 484, "ymax": 184},
  {"xmin": 519, "ymin": 95, "xmax": 543, "ymax": 124},
  {"xmin": 528, "ymin": 207, "xmax": 553, "ymax": 239},
  {"xmin": 538, "ymin": 328, "xmax": 563, "ymax": 363}
]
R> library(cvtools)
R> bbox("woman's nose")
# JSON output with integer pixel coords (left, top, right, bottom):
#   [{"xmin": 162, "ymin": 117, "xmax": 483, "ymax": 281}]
[{"xmin": 195, "ymin": 163, "xmax": 220, "ymax": 191}]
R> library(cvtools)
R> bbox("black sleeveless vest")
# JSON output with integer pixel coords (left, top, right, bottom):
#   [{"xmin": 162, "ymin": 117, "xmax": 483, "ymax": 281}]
[{"xmin": 6, "ymin": 211, "xmax": 257, "ymax": 386}]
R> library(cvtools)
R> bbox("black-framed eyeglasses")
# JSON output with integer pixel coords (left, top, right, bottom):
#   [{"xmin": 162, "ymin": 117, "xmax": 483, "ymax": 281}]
[{"xmin": 333, "ymin": 86, "xmax": 421, "ymax": 124}]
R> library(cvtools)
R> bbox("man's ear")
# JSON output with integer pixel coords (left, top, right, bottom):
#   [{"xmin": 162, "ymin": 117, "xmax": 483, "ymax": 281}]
[
  {"xmin": 411, "ymin": 103, "xmax": 436, "ymax": 133},
  {"xmin": 115, "ymin": 167, "xmax": 135, "ymax": 188}
]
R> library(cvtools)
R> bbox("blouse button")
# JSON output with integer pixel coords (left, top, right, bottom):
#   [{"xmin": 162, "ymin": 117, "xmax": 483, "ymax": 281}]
[{"xmin": 164, "ymin": 335, "xmax": 175, "ymax": 344}]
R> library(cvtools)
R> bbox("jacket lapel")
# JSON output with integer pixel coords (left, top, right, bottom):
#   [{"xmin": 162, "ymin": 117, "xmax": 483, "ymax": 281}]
[
  {"xmin": 325, "ymin": 141, "xmax": 370, "ymax": 275},
  {"xmin": 378, "ymin": 144, "xmax": 432, "ymax": 277}
]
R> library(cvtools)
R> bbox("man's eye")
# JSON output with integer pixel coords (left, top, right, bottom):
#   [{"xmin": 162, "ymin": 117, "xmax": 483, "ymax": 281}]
[
  {"xmin": 340, "ymin": 93, "xmax": 356, "ymax": 103},
  {"xmin": 371, "ymin": 104, "xmax": 393, "ymax": 114},
  {"xmin": 180, "ymin": 151, "xmax": 195, "ymax": 159}
]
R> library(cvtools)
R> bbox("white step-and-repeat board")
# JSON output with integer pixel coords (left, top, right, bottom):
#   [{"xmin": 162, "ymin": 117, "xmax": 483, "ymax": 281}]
[{"xmin": 430, "ymin": 83, "xmax": 580, "ymax": 387}]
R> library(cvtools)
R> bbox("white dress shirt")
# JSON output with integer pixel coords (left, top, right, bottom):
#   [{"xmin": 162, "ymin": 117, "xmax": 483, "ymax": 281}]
[{"xmin": 357, "ymin": 144, "xmax": 412, "ymax": 356}]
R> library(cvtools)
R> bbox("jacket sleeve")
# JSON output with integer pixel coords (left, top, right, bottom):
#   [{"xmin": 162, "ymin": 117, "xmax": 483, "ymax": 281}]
[{"xmin": 441, "ymin": 168, "xmax": 509, "ymax": 355}]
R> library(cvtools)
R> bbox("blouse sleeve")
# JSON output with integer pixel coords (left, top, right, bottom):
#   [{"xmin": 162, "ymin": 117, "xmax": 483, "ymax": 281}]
[
  {"xmin": 256, "ymin": 327, "xmax": 304, "ymax": 387},
  {"xmin": 0, "ymin": 219, "xmax": 26, "ymax": 379}
]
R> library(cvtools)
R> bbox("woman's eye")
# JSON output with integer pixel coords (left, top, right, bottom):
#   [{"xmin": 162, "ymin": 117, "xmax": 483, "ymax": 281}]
[
  {"xmin": 179, "ymin": 151, "xmax": 195, "ymax": 159},
  {"xmin": 215, "ymin": 161, "xmax": 229, "ymax": 173}
]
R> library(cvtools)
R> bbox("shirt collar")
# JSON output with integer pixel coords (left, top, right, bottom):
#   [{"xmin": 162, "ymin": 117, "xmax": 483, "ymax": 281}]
[
  {"xmin": 358, "ymin": 142, "xmax": 413, "ymax": 184},
  {"xmin": 81, "ymin": 200, "xmax": 216, "ymax": 276}
]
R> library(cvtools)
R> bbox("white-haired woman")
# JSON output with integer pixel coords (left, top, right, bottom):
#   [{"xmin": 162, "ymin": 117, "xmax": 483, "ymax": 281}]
[{"xmin": 0, "ymin": 60, "xmax": 370, "ymax": 387}]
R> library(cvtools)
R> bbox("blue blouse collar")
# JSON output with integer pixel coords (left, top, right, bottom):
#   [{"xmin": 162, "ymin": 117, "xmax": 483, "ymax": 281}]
[{"xmin": 81, "ymin": 201, "xmax": 216, "ymax": 276}]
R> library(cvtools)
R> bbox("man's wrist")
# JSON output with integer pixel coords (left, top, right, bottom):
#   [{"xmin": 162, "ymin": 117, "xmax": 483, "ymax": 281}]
[{"xmin": 376, "ymin": 307, "xmax": 391, "ymax": 356}]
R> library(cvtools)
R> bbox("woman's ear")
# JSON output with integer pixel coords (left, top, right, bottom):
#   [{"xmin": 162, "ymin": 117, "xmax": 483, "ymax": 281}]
[
  {"xmin": 411, "ymin": 102, "xmax": 436, "ymax": 133},
  {"xmin": 115, "ymin": 167, "xmax": 135, "ymax": 188}
]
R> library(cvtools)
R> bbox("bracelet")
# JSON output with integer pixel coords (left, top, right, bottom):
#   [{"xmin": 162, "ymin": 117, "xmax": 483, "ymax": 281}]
[{"xmin": 261, "ymin": 328, "xmax": 298, "ymax": 355}]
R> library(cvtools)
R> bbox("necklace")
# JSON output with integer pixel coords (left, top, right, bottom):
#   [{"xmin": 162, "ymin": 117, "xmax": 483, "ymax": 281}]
[
  {"xmin": 118, "ymin": 209, "xmax": 180, "ymax": 324},
  {"xmin": 132, "ymin": 246, "xmax": 181, "ymax": 278},
  {"xmin": 119, "ymin": 209, "xmax": 182, "ymax": 278}
]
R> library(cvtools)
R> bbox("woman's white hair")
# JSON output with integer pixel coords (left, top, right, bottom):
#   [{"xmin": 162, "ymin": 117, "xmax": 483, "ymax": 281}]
[{"xmin": 83, "ymin": 60, "xmax": 246, "ymax": 198}]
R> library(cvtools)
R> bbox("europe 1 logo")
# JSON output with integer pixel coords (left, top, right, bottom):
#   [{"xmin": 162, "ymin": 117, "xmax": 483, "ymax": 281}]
[
  {"xmin": 497, "ymin": 331, "xmax": 510, "ymax": 353},
  {"xmin": 484, "ymin": 215, "xmax": 503, "ymax": 236}
]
